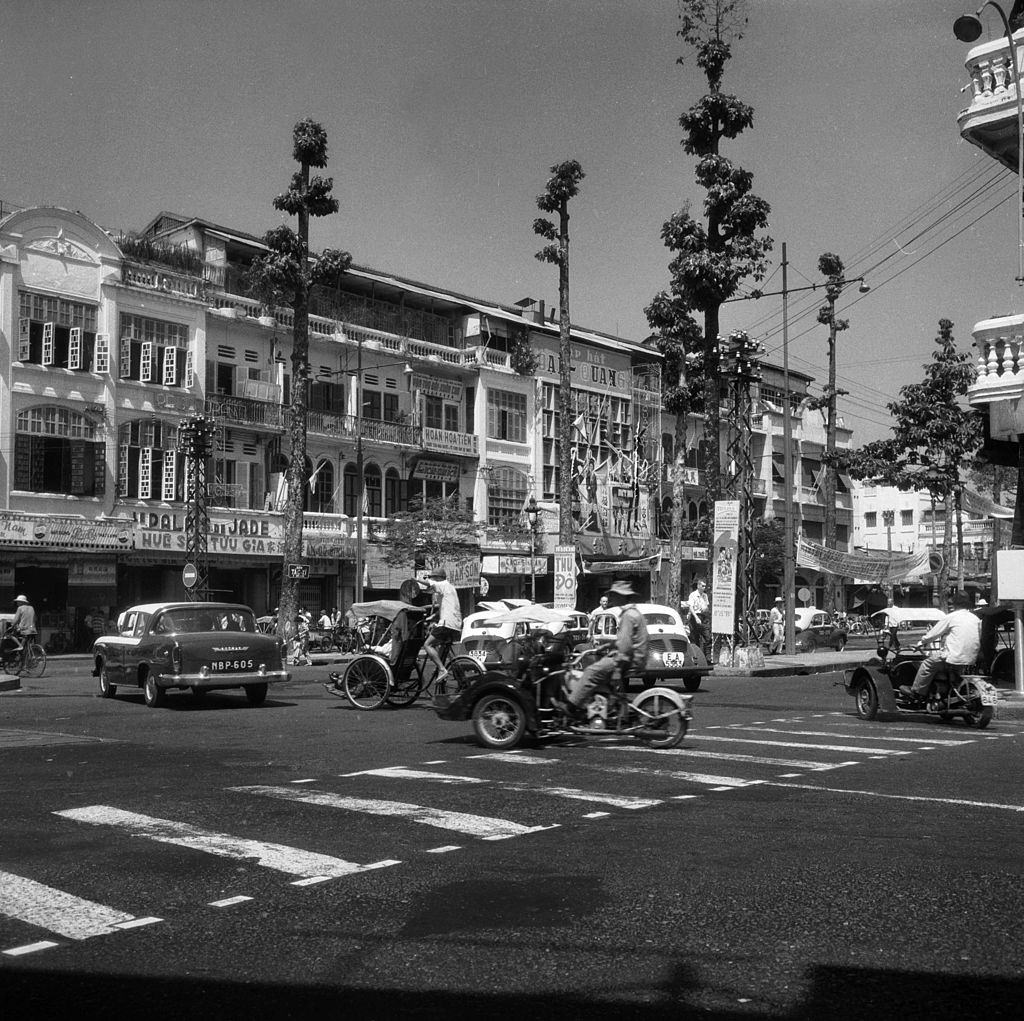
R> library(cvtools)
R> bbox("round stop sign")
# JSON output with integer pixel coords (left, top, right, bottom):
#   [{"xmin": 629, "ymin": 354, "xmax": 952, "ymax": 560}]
[{"xmin": 182, "ymin": 563, "xmax": 198, "ymax": 589}]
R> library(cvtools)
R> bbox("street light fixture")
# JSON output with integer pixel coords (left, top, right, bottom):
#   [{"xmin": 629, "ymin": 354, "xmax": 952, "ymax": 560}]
[
  {"xmin": 526, "ymin": 495, "xmax": 539, "ymax": 602},
  {"xmin": 955, "ymin": 3, "xmax": 1024, "ymax": 284}
]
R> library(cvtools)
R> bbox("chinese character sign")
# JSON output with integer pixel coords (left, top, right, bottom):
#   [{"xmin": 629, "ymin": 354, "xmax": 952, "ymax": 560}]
[{"xmin": 711, "ymin": 500, "xmax": 739, "ymax": 636}]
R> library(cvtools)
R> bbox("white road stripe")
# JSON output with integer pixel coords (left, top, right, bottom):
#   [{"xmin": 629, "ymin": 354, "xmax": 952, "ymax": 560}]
[
  {"xmin": 232, "ymin": 785, "xmax": 554, "ymax": 838},
  {"xmin": 344, "ymin": 766, "xmax": 661, "ymax": 809},
  {"xmin": 0, "ymin": 871, "xmax": 138, "ymax": 940},
  {"xmin": 55, "ymin": 806, "xmax": 368, "ymax": 879},
  {"xmin": 765, "ymin": 782, "xmax": 1024, "ymax": 813},
  {"xmin": 209, "ymin": 896, "xmax": 253, "ymax": 908},
  {"xmin": 469, "ymin": 752, "xmax": 557, "ymax": 764},
  {"xmin": 3, "ymin": 940, "xmax": 61, "ymax": 956},
  {"xmin": 606, "ymin": 745, "xmax": 850, "ymax": 770},
  {"xmin": 583, "ymin": 764, "xmax": 762, "ymax": 788},
  {"xmin": 723, "ymin": 727, "xmax": 975, "ymax": 746},
  {"xmin": 695, "ymin": 735, "xmax": 908, "ymax": 755}
]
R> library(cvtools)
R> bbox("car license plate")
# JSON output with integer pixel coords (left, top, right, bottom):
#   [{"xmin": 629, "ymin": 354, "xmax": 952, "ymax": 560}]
[
  {"xmin": 211, "ymin": 659, "xmax": 254, "ymax": 672},
  {"xmin": 468, "ymin": 650, "xmax": 488, "ymax": 664},
  {"xmin": 663, "ymin": 652, "xmax": 685, "ymax": 668},
  {"xmin": 981, "ymin": 688, "xmax": 997, "ymax": 706}
]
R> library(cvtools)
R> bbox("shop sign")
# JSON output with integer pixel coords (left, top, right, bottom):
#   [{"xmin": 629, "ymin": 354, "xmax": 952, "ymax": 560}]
[
  {"xmin": 411, "ymin": 373, "xmax": 462, "ymax": 401},
  {"xmin": 68, "ymin": 561, "xmax": 117, "ymax": 585},
  {"xmin": 417, "ymin": 558, "xmax": 481, "ymax": 589},
  {"xmin": 303, "ymin": 534, "xmax": 358, "ymax": 559},
  {"xmin": 533, "ymin": 337, "xmax": 632, "ymax": 395},
  {"xmin": 0, "ymin": 512, "xmax": 133, "ymax": 551},
  {"xmin": 412, "ymin": 459, "xmax": 461, "ymax": 482},
  {"xmin": 129, "ymin": 508, "xmax": 285, "ymax": 558},
  {"xmin": 422, "ymin": 427, "xmax": 478, "ymax": 456},
  {"xmin": 710, "ymin": 501, "xmax": 739, "ymax": 636},
  {"xmin": 553, "ymin": 545, "xmax": 578, "ymax": 609},
  {"xmin": 681, "ymin": 544, "xmax": 709, "ymax": 561},
  {"xmin": 481, "ymin": 554, "xmax": 548, "ymax": 576}
]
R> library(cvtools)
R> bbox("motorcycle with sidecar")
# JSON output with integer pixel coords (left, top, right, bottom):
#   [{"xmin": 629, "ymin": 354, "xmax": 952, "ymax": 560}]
[
  {"xmin": 843, "ymin": 642, "xmax": 997, "ymax": 728},
  {"xmin": 433, "ymin": 632, "xmax": 692, "ymax": 750}
]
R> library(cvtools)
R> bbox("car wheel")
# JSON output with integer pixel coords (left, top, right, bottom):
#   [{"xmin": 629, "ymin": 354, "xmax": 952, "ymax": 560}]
[
  {"xmin": 143, "ymin": 673, "xmax": 166, "ymax": 708},
  {"xmin": 97, "ymin": 661, "xmax": 117, "ymax": 699},
  {"xmin": 853, "ymin": 678, "xmax": 879, "ymax": 720},
  {"xmin": 191, "ymin": 686, "xmax": 208, "ymax": 699},
  {"xmin": 682, "ymin": 676, "xmax": 701, "ymax": 693},
  {"xmin": 244, "ymin": 683, "xmax": 268, "ymax": 706},
  {"xmin": 472, "ymin": 693, "xmax": 527, "ymax": 749},
  {"xmin": 796, "ymin": 634, "xmax": 816, "ymax": 653}
]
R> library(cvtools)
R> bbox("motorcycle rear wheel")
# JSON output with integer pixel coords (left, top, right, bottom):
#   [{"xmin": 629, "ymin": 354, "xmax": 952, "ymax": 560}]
[
  {"xmin": 960, "ymin": 680, "xmax": 994, "ymax": 729},
  {"xmin": 634, "ymin": 691, "xmax": 687, "ymax": 748},
  {"xmin": 472, "ymin": 693, "xmax": 527, "ymax": 749}
]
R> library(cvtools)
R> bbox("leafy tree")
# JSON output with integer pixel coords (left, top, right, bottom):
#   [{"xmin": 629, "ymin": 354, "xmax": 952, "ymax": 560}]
[
  {"xmin": 246, "ymin": 119, "xmax": 352, "ymax": 634},
  {"xmin": 534, "ymin": 159, "xmax": 585, "ymax": 544},
  {"xmin": 751, "ymin": 517, "xmax": 786, "ymax": 596},
  {"xmin": 379, "ymin": 495, "xmax": 483, "ymax": 573},
  {"xmin": 844, "ymin": 319, "xmax": 982, "ymax": 609},
  {"xmin": 647, "ymin": 0, "xmax": 771, "ymax": 601}
]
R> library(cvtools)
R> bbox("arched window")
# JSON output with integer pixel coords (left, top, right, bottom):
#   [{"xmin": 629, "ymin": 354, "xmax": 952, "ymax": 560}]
[
  {"xmin": 15, "ymin": 405, "xmax": 105, "ymax": 496},
  {"xmin": 688, "ymin": 501, "xmax": 698, "ymax": 523},
  {"xmin": 117, "ymin": 419, "xmax": 183, "ymax": 501},
  {"xmin": 342, "ymin": 463, "xmax": 359, "ymax": 517},
  {"xmin": 385, "ymin": 467, "xmax": 407, "ymax": 516},
  {"xmin": 309, "ymin": 459, "xmax": 334, "ymax": 514},
  {"xmin": 661, "ymin": 433, "xmax": 673, "ymax": 464},
  {"xmin": 697, "ymin": 500, "xmax": 708, "ymax": 520},
  {"xmin": 364, "ymin": 463, "xmax": 382, "ymax": 517}
]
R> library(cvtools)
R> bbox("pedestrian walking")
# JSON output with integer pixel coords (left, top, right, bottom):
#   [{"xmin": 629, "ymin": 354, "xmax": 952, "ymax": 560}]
[
  {"xmin": 686, "ymin": 579, "xmax": 710, "ymax": 657},
  {"xmin": 768, "ymin": 596, "xmax": 785, "ymax": 655}
]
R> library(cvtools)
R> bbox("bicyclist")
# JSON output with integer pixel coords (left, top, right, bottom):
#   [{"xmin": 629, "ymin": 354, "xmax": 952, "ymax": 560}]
[
  {"xmin": 417, "ymin": 567, "xmax": 463, "ymax": 684},
  {"xmin": 10, "ymin": 594, "xmax": 38, "ymax": 674}
]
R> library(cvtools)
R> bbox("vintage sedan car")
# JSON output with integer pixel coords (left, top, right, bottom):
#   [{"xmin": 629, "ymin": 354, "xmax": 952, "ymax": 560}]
[
  {"xmin": 92, "ymin": 602, "xmax": 290, "ymax": 708},
  {"xmin": 793, "ymin": 607, "xmax": 848, "ymax": 653},
  {"xmin": 586, "ymin": 603, "xmax": 710, "ymax": 692}
]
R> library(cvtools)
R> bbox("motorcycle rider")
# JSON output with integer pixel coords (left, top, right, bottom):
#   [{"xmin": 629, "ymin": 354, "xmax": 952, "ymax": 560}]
[
  {"xmin": 560, "ymin": 579, "xmax": 648, "ymax": 718},
  {"xmin": 899, "ymin": 590, "xmax": 981, "ymax": 704}
]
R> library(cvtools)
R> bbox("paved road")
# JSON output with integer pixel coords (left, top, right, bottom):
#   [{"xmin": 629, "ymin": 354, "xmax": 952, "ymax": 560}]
[{"xmin": 2, "ymin": 662, "xmax": 1023, "ymax": 1019}]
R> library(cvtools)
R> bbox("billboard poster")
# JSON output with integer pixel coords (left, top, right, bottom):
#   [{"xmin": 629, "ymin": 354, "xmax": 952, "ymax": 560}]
[
  {"xmin": 710, "ymin": 500, "xmax": 740, "ymax": 635},
  {"xmin": 553, "ymin": 545, "xmax": 578, "ymax": 609}
]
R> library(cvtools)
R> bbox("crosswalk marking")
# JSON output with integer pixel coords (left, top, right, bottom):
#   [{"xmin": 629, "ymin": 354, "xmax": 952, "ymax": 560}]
[
  {"xmin": 582, "ymin": 764, "xmax": 763, "ymax": 788},
  {"xmin": 55, "ymin": 806, "xmax": 371, "ymax": 879},
  {"xmin": 694, "ymin": 735, "xmax": 909, "ymax": 755},
  {"xmin": 343, "ymin": 766, "xmax": 662, "ymax": 809},
  {"xmin": 724, "ymin": 727, "xmax": 976, "ymax": 746},
  {"xmin": 4, "ymin": 940, "xmax": 61, "ymax": 957},
  {"xmin": 0, "ymin": 870, "xmax": 145, "ymax": 940},
  {"xmin": 606, "ymin": 745, "xmax": 854, "ymax": 771},
  {"xmin": 765, "ymin": 781, "xmax": 1024, "ymax": 813},
  {"xmin": 231, "ymin": 785, "xmax": 556, "ymax": 839},
  {"xmin": 469, "ymin": 752, "xmax": 556, "ymax": 765}
]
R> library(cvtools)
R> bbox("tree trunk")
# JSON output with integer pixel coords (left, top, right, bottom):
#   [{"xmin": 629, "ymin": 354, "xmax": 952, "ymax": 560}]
[
  {"xmin": 939, "ymin": 487, "xmax": 953, "ymax": 610},
  {"xmin": 703, "ymin": 304, "xmax": 721, "ymax": 508},
  {"xmin": 955, "ymin": 487, "xmax": 965, "ymax": 592},
  {"xmin": 278, "ymin": 168, "xmax": 311, "ymax": 639},
  {"xmin": 992, "ymin": 466, "xmax": 1003, "ymax": 554},
  {"xmin": 557, "ymin": 203, "xmax": 573, "ymax": 546},
  {"xmin": 668, "ymin": 404, "xmax": 690, "ymax": 611}
]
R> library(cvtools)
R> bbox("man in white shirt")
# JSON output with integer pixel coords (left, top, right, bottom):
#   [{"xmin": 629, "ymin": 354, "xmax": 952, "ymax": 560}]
[
  {"xmin": 591, "ymin": 595, "xmax": 609, "ymax": 615},
  {"xmin": 686, "ymin": 579, "xmax": 709, "ymax": 655},
  {"xmin": 901, "ymin": 591, "xmax": 981, "ymax": 703},
  {"xmin": 418, "ymin": 567, "xmax": 463, "ymax": 682},
  {"xmin": 768, "ymin": 596, "xmax": 785, "ymax": 655}
]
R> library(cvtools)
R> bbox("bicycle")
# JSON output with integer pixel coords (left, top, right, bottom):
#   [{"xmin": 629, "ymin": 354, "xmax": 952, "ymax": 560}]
[{"xmin": 1, "ymin": 634, "xmax": 47, "ymax": 677}]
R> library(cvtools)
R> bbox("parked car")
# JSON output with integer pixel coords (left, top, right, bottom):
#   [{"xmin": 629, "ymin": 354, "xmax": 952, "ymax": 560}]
[
  {"xmin": 535, "ymin": 610, "xmax": 591, "ymax": 645},
  {"xmin": 586, "ymin": 603, "xmax": 710, "ymax": 692},
  {"xmin": 792, "ymin": 607, "xmax": 848, "ymax": 652},
  {"xmin": 91, "ymin": 602, "xmax": 290, "ymax": 708},
  {"xmin": 461, "ymin": 605, "xmax": 588, "ymax": 669}
]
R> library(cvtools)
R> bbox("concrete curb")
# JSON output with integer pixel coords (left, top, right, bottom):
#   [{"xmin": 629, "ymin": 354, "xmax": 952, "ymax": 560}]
[{"xmin": 0, "ymin": 673, "xmax": 22, "ymax": 692}]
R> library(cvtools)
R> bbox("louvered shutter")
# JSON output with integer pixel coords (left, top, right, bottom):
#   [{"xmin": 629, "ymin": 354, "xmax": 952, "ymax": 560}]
[
  {"xmin": 184, "ymin": 348, "xmax": 194, "ymax": 388},
  {"xmin": 163, "ymin": 346, "xmax": 178, "ymax": 386},
  {"xmin": 118, "ymin": 444, "xmax": 129, "ymax": 497},
  {"xmin": 68, "ymin": 327, "xmax": 82, "ymax": 370},
  {"xmin": 162, "ymin": 452, "xmax": 178, "ymax": 501},
  {"xmin": 235, "ymin": 462, "xmax": 251, "ymax": 509},
  {"xmin": 140, "ymin": 342, "xmax": 153, "ymax": 382},
  {"xmin": 93, "ymin": 334, "xmax": 110, "ymax": 373},
  {"xmin": 42, "ymin": 323, "xmax": 55, "ymax": 365},
  {"xmin": 119, "ymin": 338, "xmax": 132, "ymax": 378},
  {"xmin": 139, "ymin": 448, "xmax": 153, "ymax": 499},
  {"xmin": 18, "ymin": 318, "xmax": 31, "ymax": 361}
]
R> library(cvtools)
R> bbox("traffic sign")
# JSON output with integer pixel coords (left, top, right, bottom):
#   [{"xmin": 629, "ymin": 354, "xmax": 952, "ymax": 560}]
[
  {"xmin": 288, "ymin": 564, "xmax": 310, "ymax": 580},
  {"xmin": 182, "ymin": 563, "xmax": 198, "ymax": 589}
]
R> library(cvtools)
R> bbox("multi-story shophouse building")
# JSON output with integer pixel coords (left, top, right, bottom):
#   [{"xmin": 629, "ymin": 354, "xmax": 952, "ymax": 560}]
[{"xmin": 0, "ymin": 204, "xmax": 667, "ymax": 648}]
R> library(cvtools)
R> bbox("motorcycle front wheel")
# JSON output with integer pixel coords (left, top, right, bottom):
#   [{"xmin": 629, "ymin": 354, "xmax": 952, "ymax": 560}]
[
  {"xmin": 960, "ymin": 680, "xmax": 994, "ymax": 729},
  {"xmin": 472, "ymin": 693, "xmax": 527, "ymax": 749},
  {"xmin": 634, "ymin": 691, "xmax": 687, "ymax": 748}
]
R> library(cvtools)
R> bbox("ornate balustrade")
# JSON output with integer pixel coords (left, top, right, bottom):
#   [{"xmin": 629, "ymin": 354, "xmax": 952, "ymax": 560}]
[
  {"xmin": 958, "ymin": 30, "xmax": 1024, "ymax": 171},
  {"xmin": 967, "ymin": 313, "xmax": 1024, "ymax": 406},
  {"xmin": 205, "ymin": 393, "xmax": 284, "ymax": 430}
]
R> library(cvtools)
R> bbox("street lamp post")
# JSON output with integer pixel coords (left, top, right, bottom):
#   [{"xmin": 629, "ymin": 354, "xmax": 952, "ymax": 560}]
[{"xmin": 526, "ymin": 495, "xmax": 539, "ymax": 601}]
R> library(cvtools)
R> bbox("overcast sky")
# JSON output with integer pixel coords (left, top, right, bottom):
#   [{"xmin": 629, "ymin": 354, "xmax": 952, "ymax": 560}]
[{"xmin": 1, "ymin": 0, "xmax": 1017, "ymax": 442}]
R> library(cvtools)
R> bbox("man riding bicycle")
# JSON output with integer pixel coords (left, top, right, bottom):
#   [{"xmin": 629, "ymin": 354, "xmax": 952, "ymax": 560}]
[
  {"xmin": 417, "ymin": 567, "xmax": 463, "ymax": 684},
  {"xmin": 9, "ymin": 594, "xmax": 38, "ymax": 674}
]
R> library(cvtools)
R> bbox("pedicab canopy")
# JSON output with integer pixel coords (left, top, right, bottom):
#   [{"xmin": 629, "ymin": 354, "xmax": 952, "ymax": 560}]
[
  {"xmin": 869, "ymin": 607, "xmax": 945, "ymax": 630},
  {"xmin": 482, "ymin": 604, "xmax": 577, "ymax": 626},
  {"xmin": 348, "ymin": 600, "xmax": 429, "ymax": 623}
]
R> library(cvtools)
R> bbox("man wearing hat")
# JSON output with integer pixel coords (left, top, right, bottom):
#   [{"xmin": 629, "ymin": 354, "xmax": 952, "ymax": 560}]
[
  {"xmin": 768, "ymin": 596, "xmax": 785, "ymax": 655},
  {"xmin": 10, "ymin": 594, "xmax": 38, "ymax": 674},
  {"xmin": 561, "ymin": 579, "xmax": 648, "ymax": 717},
  {"xmin": 418, "ymin": 567, "xmax": 463, "ymax": 683}
]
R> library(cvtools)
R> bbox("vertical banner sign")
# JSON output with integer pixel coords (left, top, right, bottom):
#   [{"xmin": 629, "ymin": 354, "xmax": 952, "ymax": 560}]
[
  {"xmin": 554, "ymin": 545, "xmax": 578, "ymax": 609},
  {"xmin": 711, "ymin": 500, "xmax": 740, "ymax": 635}
]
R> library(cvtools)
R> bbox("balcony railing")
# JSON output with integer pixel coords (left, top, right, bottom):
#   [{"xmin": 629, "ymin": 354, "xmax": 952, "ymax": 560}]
[
  {"xmin": 206, "ymin": 394, "xmax": 284, "ymax": 430},
  {"xmin": 306, "ymin": 411, "xmax": 421, "ymax": 447},
  {"xmin": 967, "ymin": 313, "xmax": 1024, "ymax": 406},
  {"xmin": 958, "ymin": 30, "xmax": 1024, "ymax": 171},
  {"xmin": 122, "ymin": 260, "xmax": 209, "ymax": 301}
]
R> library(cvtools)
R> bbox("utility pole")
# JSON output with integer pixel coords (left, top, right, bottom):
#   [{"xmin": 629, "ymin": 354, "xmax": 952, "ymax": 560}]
[
  {"xmin": 781, "ymin": 245, "xmax": 796, "ymax": 655},
  {"xmin": 179, "ymin": 414, "xmax": 216, "ymax": 601}
]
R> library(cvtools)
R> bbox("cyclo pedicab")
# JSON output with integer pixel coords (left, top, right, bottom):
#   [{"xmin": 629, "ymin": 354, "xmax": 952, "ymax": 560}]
[{"xmin": 327, "ymin": 590, "xmax": 484, "ymax": 709}]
